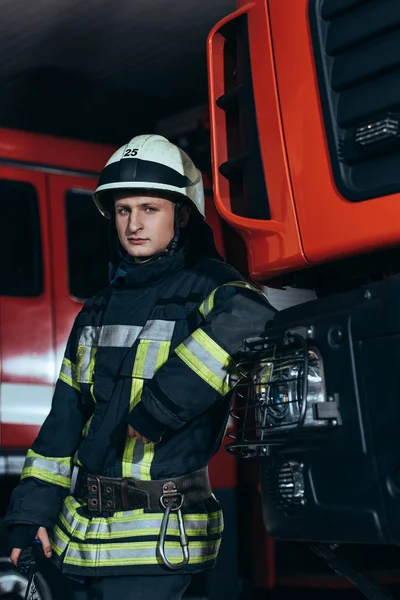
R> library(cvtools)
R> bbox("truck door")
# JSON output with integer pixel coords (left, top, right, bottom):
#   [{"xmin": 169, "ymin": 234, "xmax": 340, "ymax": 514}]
[
  {"xmin": 47, "ymin": 173, "xmax": 109, "ymax": 371},
  {"xmin": 0, "ymin": 166, "xmax": 53, "ymax": 448}
]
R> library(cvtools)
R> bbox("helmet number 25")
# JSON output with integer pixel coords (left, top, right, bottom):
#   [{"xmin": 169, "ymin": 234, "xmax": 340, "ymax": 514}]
[{"xmin": 124, "ymin": 148, "xmax": 138, "ymax": 157}]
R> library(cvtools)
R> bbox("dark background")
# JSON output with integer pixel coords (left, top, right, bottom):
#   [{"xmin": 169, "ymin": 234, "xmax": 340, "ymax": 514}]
[{"xmin": 0, "ymin": 0, "xmax": 235, "ymax": 145}]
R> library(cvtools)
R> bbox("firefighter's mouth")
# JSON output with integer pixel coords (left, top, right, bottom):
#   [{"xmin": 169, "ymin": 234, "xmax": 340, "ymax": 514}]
[{"xmin": 128, "ymin": 238, "xmax": 148, "ymax": 245}]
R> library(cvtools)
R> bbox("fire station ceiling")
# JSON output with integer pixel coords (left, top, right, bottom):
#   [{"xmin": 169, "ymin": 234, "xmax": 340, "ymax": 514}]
[{"xmin": 0, "ymin": 0, "xmax": 235, "ymax": 145}]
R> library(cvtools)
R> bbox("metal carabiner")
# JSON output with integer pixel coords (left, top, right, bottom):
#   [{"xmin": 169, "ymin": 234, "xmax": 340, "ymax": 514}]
[{"xmin": 159, "ymin": 488, "xmax": 189, "ymax": 570}]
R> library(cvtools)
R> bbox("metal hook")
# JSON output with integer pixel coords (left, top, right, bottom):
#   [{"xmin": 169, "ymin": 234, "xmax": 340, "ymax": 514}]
[{"xmin": 159, "ymin": 502, "xmax": 189, "ymax": 570}]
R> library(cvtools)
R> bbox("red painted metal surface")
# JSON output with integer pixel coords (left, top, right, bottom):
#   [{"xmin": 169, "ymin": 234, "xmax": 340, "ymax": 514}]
[
  {"xmin": 207, "ymin": 3, "xmax": 307, "ymax": 281},
  {"xmin": 209, "ymin": 0, "xmax": 400, "ymax": 279},
  {"xmin": 0, "ymin": 127, "xmax": 114, "ymax": 174},
  {"xmin": 47, "ymin": 173, "xmax": 96, "ymax": 372},
  {"xmin": 2, "ymin": 424, "xmax": 42, "ymax": 448},
  {"xmin": 268, "ymin": 0, "xmax": 400, "ymax": 265},
  {"xmin": 0, "ymin": 166, "xmax": 53, "ymax": 385}
]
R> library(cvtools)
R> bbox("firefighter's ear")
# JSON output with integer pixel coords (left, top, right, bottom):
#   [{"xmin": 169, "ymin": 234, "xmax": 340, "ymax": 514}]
[{"xmin": 179, "ymin": 205, "xmax": 191, "ymax": 228}]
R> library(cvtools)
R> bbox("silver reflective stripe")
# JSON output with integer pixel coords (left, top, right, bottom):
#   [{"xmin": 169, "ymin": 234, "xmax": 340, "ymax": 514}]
[
  {"xmin": 23, "ymin": 455, "xmax": 71, "ymax": 479},
  {"xmin": 78, "ymin": 327, "xmax": 99, "ymax": 347},
  {"xmin": 78, "ymin": 326, "xmax": 142, "ymax": 348},
  {"xmin": 99, "ymin": 325, "xmax": 143, "ymax": 347},
  {"xmin": 142, "ymin": 341, "xmax": 162, "ymax": 379},
  {"xmin": 139, "ymin": 320, "xmax": 175, "ymax": 341},
  {"xmin": 60, "ymin": 513, "xmax": 212, "ymax": 540},
  {"xmin": 130, "ymin": 439, "xmax": 145, "ymax": 479},
  {"xmin": 51, "ymin": 525, "xmax": 69, "ymax": 556},
  {"xmin": 207, "ymin": 513, "xmax": 224, "ymax": 534},
  {"xmin": 182, "ymin": 336, "xmax": 232, "ymax": 383},
  {"xmin": 59, "ymin": 497, "xmax": 220, "ymax": 540},
  {"xmin": 65, "ymin": 540, "xmax": 221, "ymax": 563},
  {"xmin": 78, "ymin": 322, "xmax": 174, "ymax": 348}
]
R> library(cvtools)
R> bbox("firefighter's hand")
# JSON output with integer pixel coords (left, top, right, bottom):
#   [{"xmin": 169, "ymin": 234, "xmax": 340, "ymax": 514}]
[
  {"xmin": 128, "ymin": 425, "xmax": 153, "ymax": 444},
  {"xmin": 10, "ymin": 527, "xmax": 52, "ymax": 566}
]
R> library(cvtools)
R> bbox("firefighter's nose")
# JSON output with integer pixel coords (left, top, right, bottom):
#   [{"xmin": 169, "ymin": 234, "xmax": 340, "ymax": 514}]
[{"xmin": 127, "ymin": 210, "xmax": 142, "ymax": 233}]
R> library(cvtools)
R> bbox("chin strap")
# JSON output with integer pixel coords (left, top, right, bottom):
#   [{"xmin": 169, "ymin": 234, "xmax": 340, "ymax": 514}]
[{"xmin": 166, "ymin": 202, "xmax": 182, "ymax": 255}]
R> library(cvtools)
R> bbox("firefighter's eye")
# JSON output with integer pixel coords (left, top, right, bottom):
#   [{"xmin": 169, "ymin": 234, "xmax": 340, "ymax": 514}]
[{"xmin": 116, "ymin": 206, "xmax": 129, "ymax": 215}]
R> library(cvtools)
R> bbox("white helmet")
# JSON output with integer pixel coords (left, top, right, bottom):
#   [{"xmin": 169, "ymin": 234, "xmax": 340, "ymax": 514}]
[{"xmin": 94, "ymin": 134, "xmax": 205, "ymax": 218}]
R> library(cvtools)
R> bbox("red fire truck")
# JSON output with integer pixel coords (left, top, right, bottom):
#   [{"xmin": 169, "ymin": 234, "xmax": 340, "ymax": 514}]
[
  {"xmin": 0, "ymin": 127, "xmax": 237, "ymax": 599},
  {"xmin": 207, "ymin": 0, "xmax": 400, "ymax": 593}
]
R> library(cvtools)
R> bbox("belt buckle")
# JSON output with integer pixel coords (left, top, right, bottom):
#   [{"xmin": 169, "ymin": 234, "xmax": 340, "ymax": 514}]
[{"xmin": 87, "ymin": 475, "xmax": 102, "ymax": 514}]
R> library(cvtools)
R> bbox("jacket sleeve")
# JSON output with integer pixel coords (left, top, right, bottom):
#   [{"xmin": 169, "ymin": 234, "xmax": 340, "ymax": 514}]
[
  {"xmin": 4, "ymin": 318, "xmax": 87, "ymax": 530},
  {"xmin": 128, "ymin": 281, "xmax": 277, "ymax": 442}
]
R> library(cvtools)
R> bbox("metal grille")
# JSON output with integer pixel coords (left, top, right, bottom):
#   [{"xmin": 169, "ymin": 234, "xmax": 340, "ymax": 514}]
[{"xmin": 226, "ymin": 333, "xmax": 335, "ymax": 457}]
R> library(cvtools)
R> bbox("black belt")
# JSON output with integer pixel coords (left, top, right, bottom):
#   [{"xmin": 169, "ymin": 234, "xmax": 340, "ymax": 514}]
[{"xmin": 74, "ymin": 467, "xmax": 212, "ymax": 514}]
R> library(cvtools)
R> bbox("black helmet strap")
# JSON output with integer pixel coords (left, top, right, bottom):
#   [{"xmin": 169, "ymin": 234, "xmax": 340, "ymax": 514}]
[{"xmin": 167, "ymin": 202, "xmax": 183, "ymax": 254}]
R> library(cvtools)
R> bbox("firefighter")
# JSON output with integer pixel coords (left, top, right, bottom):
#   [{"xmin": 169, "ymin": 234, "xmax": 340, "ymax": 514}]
[{"xmin": 5, "ymin": 134, "xmax": 276, "ymax": 599}]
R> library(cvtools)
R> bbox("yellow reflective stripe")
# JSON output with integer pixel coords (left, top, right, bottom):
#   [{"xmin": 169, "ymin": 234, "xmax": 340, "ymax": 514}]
[
  {"xmin": 199, "ymin": 280, "xmax": 262, "ymax": 319},
  {"xmin": 225, "ymin": 280, "xmax": 262, "ymax": 294},
  {"xmin": 88, "ymin": 347, "xmax": 96, "ymax": 383},
  {"xmin": 140, "ymin": 340, "xmax": 170, "ymax": 481},
  {"xmin": 122, "ymin": 341, "xmax": 148, "ymax": 478},
  {"xmin": 21, "ymin": 449, "xmax": 72, "ymax": 488},
  {"xmin": 82, "ymin": 415, "xmax": 93, "ymax": 437},
  {"xmin": 81, "ymin": 383, "xmax": 96, "ymax": 437},
  {"xmin": 73, "ymin": 451, "xmax": 83, "ymax": 467},
  {"xmin": 75, "ymin": 346, "xmax": 97, "ymax": 384},
  {"xmin": 50, "ymin": 524, "xmax": 70, "ymax": 556},
  {"xmin": 176, "ymin": 329, "xmax": 237, "ymax": 396},
  {"xmin": 64, "ymin": 496, "xmax": 146, "ymax": 526},
  {"xmin": 63, "ymin": 539, "xmax": 220, "ymax": 567},
  {"xmin": 21, "ymin": 467, "xmax": 71, "ymax": 488},
  {"xmin": 58, "ymin": 498, "xmax": 221, "ymax": 540},
  {"xmin": 76, "ymin": 346, "xmax": 88, "ymax": 384},
  {"xmin": 155, "ymin": 341, "xmax": 170, "ymax": 371},
  {"xmin": 59, "ymin": 357, "xmax": 80, "ymax": 391},
  {"xmin": 64, "ymin": 553, "xmax": 219, "ymax": 567},
  {"xmin": 89, "ymin": 383, "xmax": 96, "ymax": 403},
  {"xmin": 208, "ymin": 524, "xmax": 224, "ymax": 535},
  {"xmin": 175, "ymin": 344, "xmax": 229, "ymax": 396},
  {"xmin": 199, "ymin": 287, "xmax": 218, "ymax": 318},
  {"xmin": 207, "ymin": 510, "xmax": 224, "ymax": 535},
  {"xmin": 193, "ymin": 329, "xmax": 235, "ymax": 368}
]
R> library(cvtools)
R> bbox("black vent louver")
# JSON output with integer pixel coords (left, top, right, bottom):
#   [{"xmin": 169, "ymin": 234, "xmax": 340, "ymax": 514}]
[
  {"xmin": 263, "ymin": 460, "xmax": 303, "ymax": 516},
  {"xmin": 309, "ymin": 0, "xmax": 400, "ymax": 201},
  {"xmin": 217, "ymin": 14, "xmax": 270, "ymax": 219}
]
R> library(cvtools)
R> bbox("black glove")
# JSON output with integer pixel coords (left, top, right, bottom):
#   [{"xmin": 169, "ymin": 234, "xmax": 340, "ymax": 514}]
[
  {"xmin": 17, "ymin": 541, "xmax": 44, "ymax": 577},
  {"xmin": 18, "ymin": 542, "xmax": 45, "ymax": 600}
]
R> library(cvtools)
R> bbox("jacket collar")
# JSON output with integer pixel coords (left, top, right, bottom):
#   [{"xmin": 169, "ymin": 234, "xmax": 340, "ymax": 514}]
[{"xmin": 111, "ymin": 215, "xmax": 224, "ymax": 289}]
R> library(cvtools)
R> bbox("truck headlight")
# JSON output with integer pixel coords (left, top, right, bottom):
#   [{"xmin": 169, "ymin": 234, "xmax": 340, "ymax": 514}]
[
  {"xmin": 253, "ymin": 348, "xmax": 327, "ymax": 434},
  {"xmin": 228, "ymin": 333, "xmax": 341, "ymax": 456}
]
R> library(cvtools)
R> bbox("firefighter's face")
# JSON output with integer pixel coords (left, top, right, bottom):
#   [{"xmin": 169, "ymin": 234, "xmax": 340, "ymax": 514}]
[{"xmin": 113, "ymin": 192, "xmax": 190, "ymax": 261}]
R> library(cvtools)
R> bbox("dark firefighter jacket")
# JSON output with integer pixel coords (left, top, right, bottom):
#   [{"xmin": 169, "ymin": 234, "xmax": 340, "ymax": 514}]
[{"xmin": 5, "ymin": 218, "xmax": 276, "ymax": 577}]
